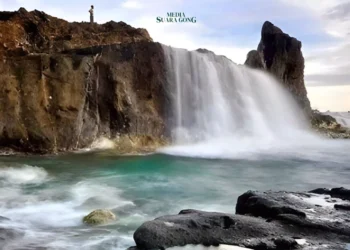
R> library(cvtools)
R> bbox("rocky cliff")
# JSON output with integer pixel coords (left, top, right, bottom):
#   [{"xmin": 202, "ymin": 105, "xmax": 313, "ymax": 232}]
[
  {"xmin": 245, "ymin": 21, "xmax": 350, "ymax": 138},
  {"xmin": 245, "ymin": 21, "xmax": 311, "ymax": 114},
  {"xmin": 0, "ymin": 9, "xmax": 347, "ymax": 153},
  {"xmin": 0, "ymin": 8, "xmax": 168, "ymax": 153}
]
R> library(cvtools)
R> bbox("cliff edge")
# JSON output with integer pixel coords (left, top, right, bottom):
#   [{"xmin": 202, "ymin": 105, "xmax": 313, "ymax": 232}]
[{"xmin": 0, "ymin": 8, "xmax": 168, "ymax": 154}]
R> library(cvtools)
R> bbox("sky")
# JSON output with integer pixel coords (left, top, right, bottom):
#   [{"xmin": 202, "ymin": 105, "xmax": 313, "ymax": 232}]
[{"xmin": 1, "ymin": 0, "xmax": 349, "ymax": 111}]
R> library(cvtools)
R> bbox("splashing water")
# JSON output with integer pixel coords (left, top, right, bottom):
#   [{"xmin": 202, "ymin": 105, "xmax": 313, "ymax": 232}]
[
  {"xmin": 90, "ymin": 137, "xmax": 116, "ymax": 150},
  {"xmin": 0, "ymin": 165, "xmax": 48, "ymax": 185},
  {"xmin": 160, "ymin": 46, "xmax": 334, "ymax": 158},
  {"xmin": 1, "ymin": 46, "xmax": 350, "ymax": 250},
  {"xmin": 324, "ymin": 111, "xmax": 350, "ymax": 128}
]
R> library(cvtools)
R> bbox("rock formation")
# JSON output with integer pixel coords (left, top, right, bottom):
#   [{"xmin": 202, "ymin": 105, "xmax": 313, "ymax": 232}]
[
  {"xmin": 0, "ymin": 9, "xmax": 347, "ymax": 154},
  {"xmin": 133, "ymin": 188, "xmax": 350, "ymax": 249},
  {"xmin": 245, "ymin": 21, "xmax": 311, "ymax": 114},
  {"xmin": 83, "ymin": 209, "xmax": 116, "ymax": 225},
  {"xmin": 0, "ymin": 8, "xmax": 168, "ymax": 153},
  {"xmin": 245, "ymin": 21, "xmax": 350, "ymax": 138}
]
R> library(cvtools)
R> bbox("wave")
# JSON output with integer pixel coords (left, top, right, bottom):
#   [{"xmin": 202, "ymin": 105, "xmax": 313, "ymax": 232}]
[{"xmin": 0, "ymin": 165, "xmax": 48, "ymax": 185}]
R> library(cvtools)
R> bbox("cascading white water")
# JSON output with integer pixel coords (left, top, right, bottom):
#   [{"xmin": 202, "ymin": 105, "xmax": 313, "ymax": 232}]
[{"xmin": 161, "ymin": 46, "xmax": 323, "ymax": 158}]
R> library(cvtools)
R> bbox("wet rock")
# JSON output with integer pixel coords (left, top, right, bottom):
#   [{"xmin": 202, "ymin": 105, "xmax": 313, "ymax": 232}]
[
  {"xmin": 246, "ymin": 21, "xmax": 311, "ymax": 113},
  {"xmin": 273, "ymin": 237, "xmax": 298, "ymax": 249},
  {"xmin": 245, "ymin": 50, "xmax": 265, "ymax": 69},
  {"xmin": 311, "ymin": 112, "xmax": 350, "ymax": 139},
  {"xmin": 236, "ymin": 190, "xmax": 306, "ymax": 219},
  {"xmin": 236, "ymin": 190, "xmax": 350, "ymax": 236},
  {"xmin": 133, "ymin": 188, "xmax": 350, "ymax": 250},
  {"xmin": 0, "ymin": 227, "xmax": 25, "ymax": 244},
  {"xmin": 335, "ymin": 204, "xmax": 350, "ymax": 211},
  {"xmin": 310, "ymin": 187, "xmax": 350, "ymax": 201},
  {"xmin": 309, "ymin": 188, "xmax": 331, "ymax": 195},
  {"xmin": 331, "ymin": 187, "xmax": 350, "ymax": 201},
  {"xmin": 83, "ymin": 209, "xmax": 116, "ymax": 225},
  {"xmin": 311, "ymin": 112, "xmax": 337, "ymax": 127},
  {"xmin": 134, "ymin": 209, "xmax": 292, "ymax": 250}
]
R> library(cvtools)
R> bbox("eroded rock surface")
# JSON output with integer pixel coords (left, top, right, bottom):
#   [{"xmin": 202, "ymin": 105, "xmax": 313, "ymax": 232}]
[
  {"xmin": 311, "ymin": 111, "xmax": 350, "ymax": 139},
  {"xmin": 133, "ymin": 188, "xmax": 350, "ymax": 250},
  {"xmin": 0, "ymin": 8, "xmax": 152, "ymax": 58},
  {"xmin": 0, "ymin": 9, "xmax": 168, "ymax": 153},
  {"xmin": 245, "ymin": 21, "xmax": 311, "ymax": 114},
  {"xmin": 245, "ymin": 22, "xmax": 349, "ymax": 137}
]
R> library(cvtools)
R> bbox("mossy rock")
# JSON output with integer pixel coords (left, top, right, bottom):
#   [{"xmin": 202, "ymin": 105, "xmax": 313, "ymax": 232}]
[{"xmin": 83, "ymin": 209, "xmax": 116, "ymax": 225}]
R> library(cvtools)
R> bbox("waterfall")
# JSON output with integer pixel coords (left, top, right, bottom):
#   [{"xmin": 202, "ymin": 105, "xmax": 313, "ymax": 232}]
[{"xmin": 161, "ymin": 45, "xmax": 319, "ymax": 158}]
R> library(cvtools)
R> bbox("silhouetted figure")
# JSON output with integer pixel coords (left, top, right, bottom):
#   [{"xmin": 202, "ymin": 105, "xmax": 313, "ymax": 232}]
[{"xmin": 89, "ymin": 5, "xmax": 94, "ymax": 24}]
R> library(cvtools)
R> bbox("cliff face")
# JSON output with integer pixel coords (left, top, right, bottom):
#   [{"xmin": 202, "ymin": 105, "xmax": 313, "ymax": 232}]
[
  {"xmin": 0, "ymin": 9, "xmax": 167, "ymax": 153},
  {"xmin": 245, "ymin": 21, "xmax": 311, "ymax": 114},
  {"xmin": 0, "ymin": 8, "xmax": 152, "ymax": 57}
]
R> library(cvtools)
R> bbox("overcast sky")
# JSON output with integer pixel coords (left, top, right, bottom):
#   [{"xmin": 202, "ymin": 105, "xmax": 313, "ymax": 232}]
[{"xmin": 1, "ymin": 0, "xmax": 349, "ymax": 111}]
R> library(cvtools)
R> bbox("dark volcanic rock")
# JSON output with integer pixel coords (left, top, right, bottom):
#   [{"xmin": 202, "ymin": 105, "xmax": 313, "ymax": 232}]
[
  {"xmin": 236, "ymin": 190, "xmax": 306, "ymax": 219},
  {"xmin": 245, "ymin": 50, "xmax": 265, "ymax": 69},
  {"xmin": 134, "ymin": 209, "xmax": 300, "ymax": 250},
  {"xmin": 246, "ymin": 21, "xmax": 311, "ymax": 114},
  {"xmin": 335, "ymin": 204, "xmax": 350, "ymax": 211},
  {"xmin": 133, "ymin": 189, "xmax": 350, "ymax": 250},
  {"xmin": 331, "ymin": 187, "xmax": 350, "ymax": 201},
  {"xmin": 236, "ymin": 190, "xmax": 350, "ymax": 236},
  {"xmin": 309, "ymin": 188, "xmax": 332, "ymax": 195},
  {"xmin": 310, "ymin": 187, "xmax": 350, "ymax": 201}
]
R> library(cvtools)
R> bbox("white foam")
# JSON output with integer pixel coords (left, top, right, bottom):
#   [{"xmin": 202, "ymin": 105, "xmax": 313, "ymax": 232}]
[
  {"xmin": 0, "ymin": 165, "xmax": 48, "ymax": 185},
  {"xmin": 169, "ymin": 245, "xmax": 252, "ymax": 250},
  {"xmin": 296, "ymin": 239, "xmax": 307, "ymax": 245},
  {"xmin": 89, "ymin": 137, "xmax": 115, "ymax": 150},
  {"xmin": 0, "ymin": 175, "xmax": 134, "ymax": 230},
  {"xmin": 324, "ymin": 112, "xmax": 350, "ymax": 128},
  {"xmin": 71, "ymin": 180, "xmax": 134, "ymax": 209},
  {"xmin": 164, "ymin": 221, "xmax": 175, "ymax": 227},
  {"xmin": 160, "ymin": 46, "xmax": 348, "ymax": 159}
]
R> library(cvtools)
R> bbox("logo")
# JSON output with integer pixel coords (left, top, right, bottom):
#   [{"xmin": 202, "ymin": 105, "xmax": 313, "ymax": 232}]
[{"xmin": 156, "ymin": 12, "xmax": 196, "ymax": 23}]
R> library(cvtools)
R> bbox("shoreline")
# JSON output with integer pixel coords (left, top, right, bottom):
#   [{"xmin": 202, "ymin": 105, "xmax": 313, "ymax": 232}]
[{"xmin": 131, "ymin": 187, "xmax": 350, "ymax": 250}]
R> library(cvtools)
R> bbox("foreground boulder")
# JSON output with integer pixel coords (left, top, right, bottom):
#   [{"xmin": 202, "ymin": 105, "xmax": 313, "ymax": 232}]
[
  {"xmin": 134, "ymin": 209, "xmax": 301, "ymax": 249},
  {"xmin": 133, "ymin": 188, "xmax": 350, "ymax": 249},
  {"xmin": 83, "ymin": 209, "xmax": 116, "ymax": 225}
]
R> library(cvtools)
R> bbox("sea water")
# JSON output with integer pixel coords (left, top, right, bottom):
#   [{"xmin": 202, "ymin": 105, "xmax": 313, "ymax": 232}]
[{"xmin": 1, "ymin": 47, "xmax": 350, "ymax": 249}]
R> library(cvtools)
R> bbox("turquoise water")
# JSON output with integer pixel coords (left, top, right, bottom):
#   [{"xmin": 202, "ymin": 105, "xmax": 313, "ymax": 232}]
[{"xmin": 1, "ymin": 147, "xmax": 350, "ymax": 249}]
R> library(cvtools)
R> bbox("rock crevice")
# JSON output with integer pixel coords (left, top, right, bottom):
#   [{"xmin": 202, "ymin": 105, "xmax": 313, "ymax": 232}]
[{"xmin": 0, "ymin": 9, "xmax": 167, "ymax": 153}]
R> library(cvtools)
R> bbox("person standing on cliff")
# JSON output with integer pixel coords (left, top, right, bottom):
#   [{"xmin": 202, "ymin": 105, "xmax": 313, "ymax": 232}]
[{"xmin": 89, "ymin": 5, "xmax": 94, "ymax": 24}]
